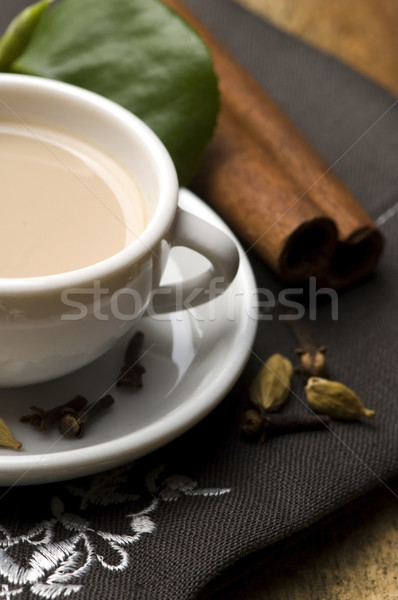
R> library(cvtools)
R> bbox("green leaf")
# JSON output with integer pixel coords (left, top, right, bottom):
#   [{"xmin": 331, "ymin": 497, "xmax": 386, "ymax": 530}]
[
  {"xmin": 10, "ymin": 0, "xmax": 219, "ymax": 185},
  {"xmin": 0, "ymin": 0, "xmax": 52, "ymax": 70}
]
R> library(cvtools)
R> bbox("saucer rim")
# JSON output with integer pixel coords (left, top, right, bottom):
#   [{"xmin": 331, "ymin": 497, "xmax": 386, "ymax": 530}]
[{"xmin": 0, "ymin": 188, "xmax": 258, "ymax": 485}]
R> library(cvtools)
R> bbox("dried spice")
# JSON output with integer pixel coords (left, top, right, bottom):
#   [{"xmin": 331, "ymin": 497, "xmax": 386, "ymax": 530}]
[
  {"xmin": 289, "ymin": 318, "xmax": 329, "ymax": 380},
  {"xmin": 59, "ymin": 394, "xmax": 114, "ymax": 439},
  {"xmin": 241, "ymin": 408, "xmax": 330, "ymax": 443},
  {"xmin": 17, "ymin": 332, "xmax": 149, "ymax": 446},
  {"xmin": 18, "ymin": 332, "xmax": 147, "ymax": 445},
  {"xmin": 305, "ymin": 376, "xmax": 375, "ymax": 420},
  {"xmin": 295, "ymin": 345, "xmax": 328, "ymax": 380},
  {"xmin": 240, "ymin": 409, "xmax": 264, "ymax": 438},
  {"xmin": 117, "ymin": 331, "xmax": 146, "ymax": 388},
  {"xmin": 20, "ymin": 395, "xmax": 87, "ymax": 431},
  {"xmin": 249, "ymin": 353, "xmax": 293, "ymax": 412},
  {"xmin": 0, "ymin": 417, "xmax": 22, "ymax": 450}
]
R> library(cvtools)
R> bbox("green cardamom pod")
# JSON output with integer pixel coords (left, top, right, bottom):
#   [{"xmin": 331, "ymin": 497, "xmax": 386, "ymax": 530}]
[
  {"xmin": 305, "ymin": 376, "xmax": 375, "ymax": 420},
  {"xmin": 249, "ymin": 353, "xmax": 293, "ymax": 412},
  {"xmin": 0, "ymin": 417, "xmax": 22, "ymax": 450}
]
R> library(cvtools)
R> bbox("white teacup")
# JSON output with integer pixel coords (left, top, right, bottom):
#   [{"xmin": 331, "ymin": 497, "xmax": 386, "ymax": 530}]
[{"xmin": 0, "ymin": 74, "xmax": 239, "ymax": 386}]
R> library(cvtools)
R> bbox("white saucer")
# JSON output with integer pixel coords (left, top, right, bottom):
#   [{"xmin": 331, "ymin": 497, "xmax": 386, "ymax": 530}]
[{"xmin": 0, "ymin": 189, "xmax": 257, "ymax": 486}]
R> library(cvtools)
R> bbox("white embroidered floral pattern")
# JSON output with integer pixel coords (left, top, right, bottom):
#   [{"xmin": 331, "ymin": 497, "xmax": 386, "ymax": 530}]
[{"xmin": 0, "ymin": 465, "xmax": 230, "ymax": 598}]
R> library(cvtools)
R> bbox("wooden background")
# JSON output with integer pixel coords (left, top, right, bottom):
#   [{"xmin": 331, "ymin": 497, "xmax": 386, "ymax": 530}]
[
  {"xmin": 201, "ymin": 1, "xmax": 398, "ymax": 598},
  {"xmin": 237, "ymin": 0, "xmax": 398, "ymax": 97}
]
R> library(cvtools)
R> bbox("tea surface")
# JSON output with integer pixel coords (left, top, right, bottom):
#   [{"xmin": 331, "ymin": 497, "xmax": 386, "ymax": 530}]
[{"xmin": 0, "ymin": 121, "xmax": 147, "ymax": 277}]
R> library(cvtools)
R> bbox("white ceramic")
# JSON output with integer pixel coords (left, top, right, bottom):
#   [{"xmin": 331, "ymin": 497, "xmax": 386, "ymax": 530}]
[
  {"xmin": 0, "ymin": 190, "xmax": 257, "ymax": 486},
  {"xmin": 0, "ymin": 74, "xmax": 239, "ymax": 386}
]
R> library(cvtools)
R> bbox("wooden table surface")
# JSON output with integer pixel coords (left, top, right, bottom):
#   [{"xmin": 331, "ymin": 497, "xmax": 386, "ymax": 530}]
[
  {"xmin": 200, "ymin": 1, "xmax": 398, "ymax": 598},
  {"xmin": 238, "ymin": 0, "xmax": 398, "ymax": 97}
]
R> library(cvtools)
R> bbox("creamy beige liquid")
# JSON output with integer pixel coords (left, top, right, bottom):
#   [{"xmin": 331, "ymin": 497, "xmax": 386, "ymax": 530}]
[{"xmin": 0, "ymin": 121, "xmax": 148, "ymax": 277}]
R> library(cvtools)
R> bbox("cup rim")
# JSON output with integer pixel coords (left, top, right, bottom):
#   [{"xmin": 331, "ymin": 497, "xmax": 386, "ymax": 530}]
[{"xmin": 0, "ymin": 74, "xmax": 179, "ymax": 294}]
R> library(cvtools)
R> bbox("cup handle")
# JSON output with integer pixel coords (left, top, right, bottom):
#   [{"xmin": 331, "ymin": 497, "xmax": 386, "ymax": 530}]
[{"xmin": 149, "ymin": 207, "xmax": 240, "ymax": 314}]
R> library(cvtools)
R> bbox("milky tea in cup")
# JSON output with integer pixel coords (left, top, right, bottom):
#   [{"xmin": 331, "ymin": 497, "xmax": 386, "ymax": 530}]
[
  {"xmin": 0, "ymin": 74, "xmax": 239, "ymax": 386},
  {"xmin": 0, "ymin": 120, "xmax": 148, "ymax": 278}
]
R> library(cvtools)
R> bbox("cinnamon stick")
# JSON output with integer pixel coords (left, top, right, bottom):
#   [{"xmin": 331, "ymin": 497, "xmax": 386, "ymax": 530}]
[{"xmin": 164, "ymin": 0, "xmax": 384, "ymax": 288}]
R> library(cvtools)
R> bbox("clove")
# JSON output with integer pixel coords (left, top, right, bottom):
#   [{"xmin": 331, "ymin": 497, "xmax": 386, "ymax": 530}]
[
  {"xmin": 117, "ymin": 331, "xmax": 146, "ymax": 388},
  {"xmin": 59, "ymin": 394, "xmax": 114, "ymax": 439},
  {"xmin": 289, "ymin": 318, "xmax": 329, "ymax": 380},
  {"xmin": 241, "ymin": 407, "xmax": 331, "ymax": 443},
  {"xmin": 20, "ymin": 395, "xmax": 88, "ymax": 431}
]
